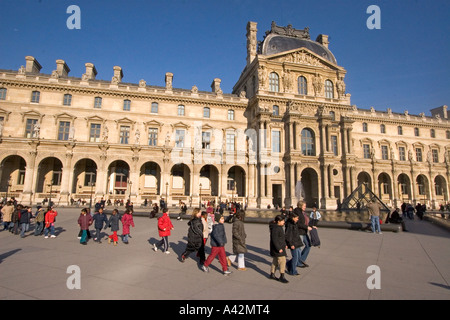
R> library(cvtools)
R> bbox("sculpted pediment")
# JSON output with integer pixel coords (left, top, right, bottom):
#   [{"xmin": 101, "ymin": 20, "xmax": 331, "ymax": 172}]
[{"xmin": 266, "ymin": 48, "xmax": 338, "ymax": 70}]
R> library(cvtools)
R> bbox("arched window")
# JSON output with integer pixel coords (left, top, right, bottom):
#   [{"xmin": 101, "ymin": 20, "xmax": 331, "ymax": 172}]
[
  {"xmin": 298, "ymin": 76, "xmax": 307, "ymax": 95},
  {"xmin": 269, "ymin": 72, "xmax": 279, "ymax": 92},
  {"xmin": 301, "ymin": 128, "xmax": 315, "ymax": 156},
  {"xmin": 325, "ymin": 80, "xmax": 334, "ymax": 99}
]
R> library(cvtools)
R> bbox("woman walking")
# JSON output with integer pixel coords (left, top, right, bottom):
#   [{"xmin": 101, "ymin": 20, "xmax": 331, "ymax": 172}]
[
  {"xmin": 180, "ymin": 208, "xmax": 204, "ymax": 263},
  {"xmin": 227, "ymin": 210, "xmax": 247, "ymax": 271}
]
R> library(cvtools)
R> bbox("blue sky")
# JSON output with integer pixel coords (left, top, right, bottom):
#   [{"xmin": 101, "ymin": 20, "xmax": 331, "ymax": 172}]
[{"xmin": 0, "ymin": 0, "xmax": 449, "ymax": 116}]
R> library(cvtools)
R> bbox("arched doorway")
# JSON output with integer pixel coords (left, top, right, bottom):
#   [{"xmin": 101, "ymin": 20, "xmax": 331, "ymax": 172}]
[
  {"xmin": 227, "ymin": 166, "xmax": 246, "ymax": 201},
  {"xmin": 301, "ymin": 168, "xmax": 318, "ymax": 208},
  {"xmin": 199, "ymin": 165, "xmax": 219, "ymax": 196},
  {"xmin": 416, "ymin": 174, "xmax": 429, "ymax": 203},
  {"xmin": 107, "ymin": 160, "xmax": 130, "ymax": 196},
  {"xmin": 397, "ymin": 173, "xmax": 411, "ymax": 201},
  {"xmin": 36, "ymin": 157, "xmax": 63, "ymax": 194},
  {"xmin": 377, "ymin": 172, "xmax": 392, "ymax": 202},
  {"xmin": 140, "ymin": 162, "xmax": 161, "ymax": 196},
  {"xmin": 0, "ymin": 155, "xmax": 26, "ymax": 199},
  {"xmin": 171, "ymin": 163, "xmax": 191, "ymax": 196},
  {"xmin": 72, "ymin": 158, "xmax": 97, "ymax": 195},
  {"xmin": 434, "ymin": 175, "xmax": 448, "ymax": 204},
  {"xmin": 357, "ymin": 171, "xmax": 372, "ymax": 192}
]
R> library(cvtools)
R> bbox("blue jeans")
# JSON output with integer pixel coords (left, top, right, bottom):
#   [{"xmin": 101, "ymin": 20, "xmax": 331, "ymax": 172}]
[
  {"xmin": 44, "ymin": 224, "xmax": 55, "ymax": 237},
  {"xmin": 371, "ymin": 216, "xmax": 381, "ymax": 233},
  {"xmin": 80, "ymin": 229, "xmax": 87, "ymax": 243},
  {"xmin": 34, "ymin": 222, "xmax": 44, "ymax": 235},
  {"xmin": 287, "ymin": 247, "xmax": 302, "ymax": 275},
  {"xmin": 300, "ymin": 234, "xmax": 311, "ymax": 264},
  {"xmin": 20, "ymin": 223, "xmax": 29, "ymax": 237}
]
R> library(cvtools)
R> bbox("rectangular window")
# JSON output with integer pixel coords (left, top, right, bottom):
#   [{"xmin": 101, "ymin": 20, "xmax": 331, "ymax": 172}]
[
  {"xmin": 25, "ymin": 119, "xmax": 37, "ymax": 138},
  {"xmin": 18, "ymin": 170, "xmax": 25, "ymax": 185},
  {"xmin": 382, "ymin": 183, "xmax": 389, "ymax": 195},
  {"xmin": 331, "ymin": 135, "xmax": 338, "ymax": 156},
  {"xmin": 398, "ymin": 126, "xmax": 403, "ymax": 135},
  {"xmin": 148, "ymin": 128, "xmax": 158, "ymax": 146},
  {"xmin": 175, "ymin": 129, "xmax": 185, "ymax": 148},
  {"xmin": 272, "ymin": 130, "xmax": 281, "ymax": 153},
  {"xmin": 89, "ymin": 123, "xmax": 101, "ymax": 142},
  {"xmin": 363, "ymin": 144, "xmax": 371, "ymax": 159},
  {"xmin": 203, "ymin": 107, "xmax": 210, "ymax": 118},
  {"xmin": 226, "ymin": 133, "xmax": 235, "ymax": 151},
  {"xmin": 58, "ymin": 121, "xmax": 71, "ymax": 141},
  {"xmin": 432, "ymin": 149, "xmax": 439, "ymax": 163},
  {"xmin": 31, "ymin": 91, "xmax": 40, "ymax": 103},
  {"xmin": 177, "ymin": 105, "xmax": 185, "ymax": 116},
  {"xmin": 202, "ymin": 131, "xmax": 211, "ymax": 149},
  {"xmin": 84, "ymin": 172, "xmax": 96, "ymax": 186},
  {"xmin": 415, "ymin": 148, "xmax": 422, "ymax": 162},
  {"xmin": 123, "ymin": 100, "xmax": 131, "ymax": 111},
  {"xmin": 151, "ymin": 102, "xmax": 158, "ymax": 114},
  {"xmin": 52, "ymin": 171, "xmax": 62, "ymax": 186},
  {"xmin": 227, "ymin": 109, "xmax": 234, "ymax": 120},
  {"xmin": 0, "ymin": 88, "xmax": 6, "ymax": 100},
  {"xmin": 63, "ymin": 94, "xmax": 72, "ymax": 106},
  {"xmin": 119, "ymin": 126, "xmax": 130, "ymax": 144},
  {"xmin": 381, "ymin": 145, "xmax": 389, "ymax": 160},
  {"xmin": 94, "ymin": 97, "xmax": 102, "ymax": 108},
  {"xmin": 399, "ymin": 147, "xmax": 406, "ymax": 161}
]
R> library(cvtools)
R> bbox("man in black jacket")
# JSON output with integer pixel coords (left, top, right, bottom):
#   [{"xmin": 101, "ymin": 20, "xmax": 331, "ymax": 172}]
[
  {"xmin": 285, "ymin": 213, "xmax": 303, "ymax": 275},
  {"xmin": 295, "ymin": 201, "xmax": 312, "ymax": 268}
]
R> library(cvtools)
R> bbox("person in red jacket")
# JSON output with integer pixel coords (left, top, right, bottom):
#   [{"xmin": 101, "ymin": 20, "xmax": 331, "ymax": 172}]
[
  {"xmin": 153, "ymin": 208, "xmax": 174, "ymax": 254},
  {"xmin": 44, "ymin": 206, "xmax": 58, "ymax": 238},
  {"xmin": 121, "ymin": 209, "xmax": 135, "ymax": 244}
]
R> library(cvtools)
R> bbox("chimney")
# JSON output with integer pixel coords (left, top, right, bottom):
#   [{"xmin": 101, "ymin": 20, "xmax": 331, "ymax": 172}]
[
  {"xmin": 84, "ymin": 63, "xmax": 97, "ymax": 80},
  {"xmin": 56, "ymin": 59, "xmax": 70, "ymax": 77},
  {"xmin": 113, "ymin": 66, "xmax": 123, "ymax": 82},
  {"xmin": 316, "ymin": 34, "xmax": 329, "ymax": 48},
  {"xmin": 25, "ymin": 56, "xmax": 42, "ymax": 73},
  {"xmin": 246, "ymin": 21, "xmax": 258, "ymax": 66},
  {"xmin": 211, "ymin": 78, "xmax": 222, "ymax": 93}
]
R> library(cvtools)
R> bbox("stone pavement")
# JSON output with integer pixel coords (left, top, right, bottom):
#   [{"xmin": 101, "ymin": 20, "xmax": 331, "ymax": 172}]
[{"xmin": 0, "ymin": 207, "xmax": 449, "ymax": 301}]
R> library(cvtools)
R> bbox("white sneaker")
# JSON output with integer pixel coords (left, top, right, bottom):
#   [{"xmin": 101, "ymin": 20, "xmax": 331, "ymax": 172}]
[
  {"xmin": 223, "ymin": 270, "xmax": 232, "ymax": 275},
  {"xmin": 50, "ymin": 235, "xmax": 56, "ymax": 238},
  {"xmin": 153, "ymin": 244, "xmax": 158, "ymax": 252},
  {"xmin": 202, "ymin": 265, "xmax": 209, "ymax": 273},
  {"xmin": 44, "ymin": 236, "xmax": 49, "ymax": 239},
  {"xmin": 164, "ymin": 251, "xmax": 170, "ymax": 254}
]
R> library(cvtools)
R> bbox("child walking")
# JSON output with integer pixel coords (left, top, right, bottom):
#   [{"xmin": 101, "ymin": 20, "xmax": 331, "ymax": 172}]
[
  {"xmin": 78, "ymin": 208, "xmax": 93, "ymax": 245},
  {"xmin": 269, "ymin": 215, "xmax": 288, "ymax": 283},
  {"xmin": 121, "ymin": 209, "xmax": 135, "ymax": 244},
  {"xmin": 107, "ymin": 209, "xmax": 120, "ymax": 246},
  {"xmin": 153, "ymin": 208, "xmax": 174, "ymax": 254},
  {"xmin": 93, "ymin": 208, "xmax": 108, "ymax": 243},
  {"xmin": 201, "ymin": 215, "xmax": 232, "ymax": 275}
]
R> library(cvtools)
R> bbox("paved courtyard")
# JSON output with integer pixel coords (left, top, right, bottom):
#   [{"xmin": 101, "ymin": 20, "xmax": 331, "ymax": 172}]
[{"xmin": 0, "ymin": 207, "xmax": 449, "ymax": 302}]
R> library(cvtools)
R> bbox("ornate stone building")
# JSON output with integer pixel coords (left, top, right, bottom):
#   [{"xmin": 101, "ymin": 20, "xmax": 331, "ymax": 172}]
[{"xmin": 0, "ymin": 21, "xmax": 449, "ymax": 209}]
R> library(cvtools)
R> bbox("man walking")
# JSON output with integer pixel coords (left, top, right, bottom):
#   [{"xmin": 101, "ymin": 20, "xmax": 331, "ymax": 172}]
[{"xmin": 367, "ymin": 200, "xmax": 383, "ymax": 234}]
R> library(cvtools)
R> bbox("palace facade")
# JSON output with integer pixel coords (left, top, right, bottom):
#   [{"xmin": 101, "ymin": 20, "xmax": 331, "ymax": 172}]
[{"xmin": 0, "ymin": 21, "xmax": 449, "ymax": 209}]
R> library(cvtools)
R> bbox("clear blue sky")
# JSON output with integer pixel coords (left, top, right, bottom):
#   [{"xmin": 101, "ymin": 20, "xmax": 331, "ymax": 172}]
[{"xmin": 1, "ymin": 0, "xmax": 449, "ymax": 116}]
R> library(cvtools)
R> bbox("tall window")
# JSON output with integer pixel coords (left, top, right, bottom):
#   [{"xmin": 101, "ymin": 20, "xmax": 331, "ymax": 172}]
[
  {"xmin": 226, "ymin": 133, "xmax": 235, "ymax": 151},
  {"xmin": 123, "ymin": 99, "xmax": 131, "ymax": 111},
  {"xmin": 430, "ymin": 129, "xmax": 436, "ymax": 138},
  {"xmin": 399, "ymin": 146, "xmax": 406, "ymax": 161},
  {"xmin": 58, "ymin": 121, "xmax": 71, "ymax": 141},
  {"xmin": 298, "ymin": 76, "xmax": 307, "ymax": 95},
  {"xmin": 148, "ymin": 128, "xmax": 158, "ymax": 146},
  {"xmin": 447, "ymin": 130, "xmax": 450, "ymax": 139},
  {"xmin": 63, "ymin": 94, "xmax": 72, "ymax": 106},
  {"xmin": 414, "ymin": 127, "xmax": 420, "ymax": 137},
  {"xmin": 432, "ymin": 149, "xmax": 439, "ymax": 163},
  {"xmin": 398, "ymin": 126, "xmax": 403, "ymax": 135},
  {"xmin": 203, "ymin": 107, "xmax": 210, "ymax": 118},
  {"xmin": 177, "ymin": 105, "xmax": 185, "ymax": 116},
  {"xmin": 380, "ymin": 124, "xmax": 386, "ymax": 134},
  {"xmin": 25, "ymin": 119, "xmax": 38, "ymax": 138},
  {"xmin": 119, "ymin": 126, "xmax": 130, "ymax": 144},
  {"xmin": 202, "ymin": 131, "xmax": 211, "ymax": 149},
  {"xmin": 31, "ymin": 91, "xmax": 40, "ymax": 103},
  {"xmin": 362, "ymin": 122, "xmax": 368, "ymax": 132},
  {"xmin": 151, "ymin": 102, "xmax": 158, "ymax": 113},
  {"xmin": 363, "ymin": 144, "xmax": 371, "ymax": 159},
  {"xmin": 89, "ymin": 123, "xmax": 101, "ymax": 142},
  {"xmin": 0, "ymin": 88, "xmax": 6, "ymax": 100},
  {"xmin": 227, "ymin": 109, "xmax": 234, "ymax": 120},
  {"xmin": 94, "ymin": 97, "xmax": 102, "ymax": 108},
  {"xmin": 269, "ymin": 72, "xmax": 279, "ymax": 92},
  {"xmin": 272, "ymin": 105, "xmax": 279, "ymax": 116},
  {"xmin": 301, "ymin": 128, "xmax": 315, "ymax": 156},
  {"xmin": 272, "ymin": 130, "xmax": 281, "ymax": 153},
  {"xmin": 381, "ymin": 145, "xmax": 389, "ymax": 160},
  {"xmin": 175, "ymin": 129, "xmax": 185, "ymax": 148},
  {"xmin": 325, "ymin": 80, "xmax": 334, "ymax": 99},
  {"xmin": 331, "ymin": 135, "xmax": 338, "ymax": 156},
  {"xmin": 415, "ymin": 148, "xmax": 422, "ymax": 162}
]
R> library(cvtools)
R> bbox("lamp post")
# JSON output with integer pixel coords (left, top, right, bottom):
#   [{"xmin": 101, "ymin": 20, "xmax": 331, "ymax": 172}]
[
  {"xmin": 199, "ymin": 183, "xmax": 202, "ymax": 208},
  {"xmin": 89, "ymin": 181, "xmax": 95, "ymax": 210},
  {"xmin": 165, "ymin": 182, "xmax": 169, "ymax": 209},
  {"xmin": 5, "ymin": 177, "xmax": 12, "ymax": 203},
  {"xmin": 48, "ymin": 180, "xmax": 53, "ymax": 207},
  {"xmin": 128, "ymin": 179, "xmax": 132, "ymax": 203}
]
